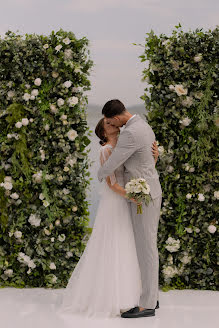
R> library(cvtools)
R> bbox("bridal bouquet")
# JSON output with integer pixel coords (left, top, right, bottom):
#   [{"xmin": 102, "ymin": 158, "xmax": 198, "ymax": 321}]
[{"xmin": 125, "ymin": 178, "xmax": 152, "ymax": 214}]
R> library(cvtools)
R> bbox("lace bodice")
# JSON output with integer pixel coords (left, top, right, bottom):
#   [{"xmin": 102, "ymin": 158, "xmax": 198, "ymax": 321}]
[{"xmin": 99, "ymin": 144, "xmax": 125, "ymax": 187}]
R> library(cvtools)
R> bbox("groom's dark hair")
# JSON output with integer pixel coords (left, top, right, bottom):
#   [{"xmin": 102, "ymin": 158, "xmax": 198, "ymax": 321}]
[{"xmin": 102, "ymin": 99, "xmax": 126, "ymax": 118}]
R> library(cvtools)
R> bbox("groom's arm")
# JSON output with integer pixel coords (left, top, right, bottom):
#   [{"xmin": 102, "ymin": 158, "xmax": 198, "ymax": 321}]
[{"xmin": 97, "ymin": 129, "xmax": 136, "ymax": 183}]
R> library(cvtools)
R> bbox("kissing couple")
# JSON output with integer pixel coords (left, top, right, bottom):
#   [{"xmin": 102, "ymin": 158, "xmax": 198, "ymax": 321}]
[{"xmin": 58, "ymin": 99, "xmax": 162, "ymax": 318}]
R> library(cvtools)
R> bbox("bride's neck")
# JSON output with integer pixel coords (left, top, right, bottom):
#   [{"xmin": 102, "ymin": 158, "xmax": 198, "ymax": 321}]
[{"xmin": 104, "ymin": 135, "xmax": 118, "ymax": 147}]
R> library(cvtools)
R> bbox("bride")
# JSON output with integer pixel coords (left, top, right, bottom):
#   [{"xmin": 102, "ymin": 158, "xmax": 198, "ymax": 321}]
[{"xmin": 58, "ymin": 116, "xmax": 159, "ymax": 318}]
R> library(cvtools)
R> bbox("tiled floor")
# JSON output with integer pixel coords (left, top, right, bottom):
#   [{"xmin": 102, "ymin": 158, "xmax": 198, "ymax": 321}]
[{"xmin": 1, "ymin": 288, "xmax": 218, "ymax": 328}]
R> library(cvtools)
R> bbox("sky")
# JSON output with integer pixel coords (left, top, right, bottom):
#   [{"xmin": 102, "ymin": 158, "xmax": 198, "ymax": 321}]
[{"xmin": 0, "ymin": 0, "xmax": 218, "ymax": 107}]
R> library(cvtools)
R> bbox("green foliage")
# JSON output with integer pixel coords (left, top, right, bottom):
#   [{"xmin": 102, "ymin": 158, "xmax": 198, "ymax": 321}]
[
  {"xmin": 0, "ymin": 29, "xmax": 94, "ymax": 288},
  {"xmin": 136, "ymin": 25, "xmax": 219, "ymax": 290}
]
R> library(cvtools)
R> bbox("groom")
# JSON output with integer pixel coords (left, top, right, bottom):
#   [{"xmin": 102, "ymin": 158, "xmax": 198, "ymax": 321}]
[{"xmin": 97, "ymin": 99, "xmax": 162, "ymax": 318}]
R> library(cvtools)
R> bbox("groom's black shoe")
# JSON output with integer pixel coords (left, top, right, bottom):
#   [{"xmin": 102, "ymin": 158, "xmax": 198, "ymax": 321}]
[{"xmin": 121, "ymin": 301, "xmax": 159, "ymax": 318}]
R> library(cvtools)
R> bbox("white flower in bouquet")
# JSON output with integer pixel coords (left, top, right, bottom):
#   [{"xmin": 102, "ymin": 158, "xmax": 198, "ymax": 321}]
[
  {"xmin": 197, "ymin": 193, "xmax": 205, "ymax": 201},
  {"xmin": 57, "ymin": 98, "xmax": 64, "ymax": 107},
  {"xmin": 67, "ymin": 129, "xmax": 78, "ymax": 141},
  {"xmin": 55, "ymin": 44, "xmax": 62, "ymax": 52},
  {"xmin": 31, "ymin": 89, "xmax": 39, "ymax": 96},
  {"xmin": 23, "ymin": 93, "xmax": 31, "ymax": 101},
  {"xmin": 174, "ymin": 84, "xmax": 188, "ymax": 96},
  {"xmin": 63, "ymin": 80, "xmax": 72, "ymax": 88},
  {"xmin": 28, "ymin": 213, "xmax": 41, "ymax": 227},
  {"xmin": 58, "ymin": 234, "xmax": 66, "ymax": 242},
  {"xmin": 207, "ymin": 224, "xmax": 216, "ymax": 234},
  {"xmin": 179, "ymin": 117, "xmax": 192, "ymax": 126},
  {"xmin": 49, "ymin": 262, "xmax": 56, "ymax": 270},
  {"xmin": 213, "ymin": 190, "xmax": 219, "ymax": 199},
  {"xmin": 63, "ymin": 37, "xmax": 71, "ymax": 45},
  {"xmin": 66, "ymin": 251, "xmax": 73, "ymax": 258},
  {"xmin": 14, "ymin": 230, "xmax": 22, "ymax": 239},
  {"xmin": 34, "ymin": 78, "xmax": 42, "ymax": 86},
  {"xmin": 125, "ymin": 178, "xmax": 151, "ymax": 214},
  {"xmin": 21, "ymin": 118, "xmax": 29, "ymax": 126},
  {"xmin": 194, "ymin": 53, "xmax": 203, "ymax": 62},
  {"xmin": 67, "ymin": 96, "xmax": 78, "ymax": 106},
  {"xmin": 10, "ymin": 192, "xmax": 19, "ymax": 199}
]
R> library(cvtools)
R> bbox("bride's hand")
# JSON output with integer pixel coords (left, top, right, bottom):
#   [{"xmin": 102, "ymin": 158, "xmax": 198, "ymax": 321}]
[{"xmin": 130, "ymin": 197, "xmax": 142, "ymax": 205}]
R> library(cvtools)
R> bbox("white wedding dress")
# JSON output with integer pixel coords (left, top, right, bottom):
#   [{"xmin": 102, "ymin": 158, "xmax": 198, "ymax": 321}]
[{"xmin": 58, "ymin": 144, "xmax": 142, "ymax": 318}]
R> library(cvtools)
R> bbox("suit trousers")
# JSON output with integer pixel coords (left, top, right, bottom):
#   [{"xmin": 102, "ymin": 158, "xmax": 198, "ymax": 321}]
[{"xmin": 129, "ymin": 195, "xmax": 162, "ymax": 309}]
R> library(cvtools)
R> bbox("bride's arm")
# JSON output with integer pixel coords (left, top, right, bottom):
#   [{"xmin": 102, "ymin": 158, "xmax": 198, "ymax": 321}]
[{"xmin": 105, "ymin": 177, "xmax": 138, "ymax": 204}]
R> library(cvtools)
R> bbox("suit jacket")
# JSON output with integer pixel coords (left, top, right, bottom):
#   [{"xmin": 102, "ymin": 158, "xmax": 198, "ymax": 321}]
[{"xmin": 97, "ymin": 114, "xmax": 162, "ymax": 200}]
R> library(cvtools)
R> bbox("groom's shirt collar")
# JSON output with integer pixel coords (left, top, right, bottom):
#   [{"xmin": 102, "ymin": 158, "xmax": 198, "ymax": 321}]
[{"xmin": 125, "ymin": 114, "xmax": 136, "ymax": 126}]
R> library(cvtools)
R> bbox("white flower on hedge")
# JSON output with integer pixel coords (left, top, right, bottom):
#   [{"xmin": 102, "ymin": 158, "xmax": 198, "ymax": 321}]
[
  {"xmin": 0, "ymin": 181, "xmax": 13, "ymax": 190},
  {"xmin": 64, "ymin": 48, "xmax": 73, "ymax": 60},
  {"xmin": 197, "ymin": 193, "xmax": 205, "ymax": 201},
  {"xmin": 63, "ymin": 80, "xmax": 72, "ymax": 88},
  {"xmin": 207, "ymin": 224, "xmax": 216, "ymax": 234},
  {"xmin": 67, "ymin": 157, "xmax": 77, "ymax": 167},
  {"xmin": 10, "ymin": 192, "xmax": 19, "ymax": 200},
  {"xmin": 52, "ymin": 71, "xmax": 59, "ymax": 78},
  {"xmin": 43, "ymin": 200, "xmax": 50, "ymax": 207},
  {"xmin": 63, "ymin": 166, "xmax": 69, "ymax": 172},
  {"xmin": 213, "ymin": 191, "xmax": 219, "ymax": 199},
  {"xmin": 74, "ymin": 67, "xmax": 82, "ymax": 73},
  {"xmin": 32, "ymin": 170, "xmax": 43, "ymax": 183},
  {"xmin": 66, "ymin": 251, "xmax": 73, "ymax": 258},
  {"xmin": 169, "ymin": 84, "xmax": 175, "ymax": 91},
  {"xmin": 189, "ymin": 167, "xmax": 195, "ymax": 172},
  {"xmin": 39, "ymin": 193, "xmax": 45, "ymax": 200},
  {"xmin": 60, "ymin": 114, "xmax": 67, "ymax": 120},
  {"xmin": 44, "ymin": 124, "xmax": 50, "ymax": 131},
  {"xmin": 51, "ymin": 275, "xmax": 57, "ymax": 283},
  {"xmin": 50, "ymin": 104, "xmax": 58, "ymax": 113},
  {"xmin": 174, "ymin": 84, "xmax": 188, "ymax": 96},
  {"xmin": 158, "ymin": 145, "xmax": 165, "ymax": 156},
  {"xmin": 179, "ymin": 117, "xmax": 192, "ymax": 126},
  {"xmin": 34, "ymin": 78, "xmax": 42, "ymax": 86},
  {"xmin": 15, "ymin": 121, "xmax": 22, "ymax": 128},
  {"xmin": 4, "ymin": 269, "xmax": 13, "ymax": 277},
  {"xmin": 49, "ymin": 262, "xmax": 56, "ymax": 270},
  {"xmin": 63, "ymin": 37, "xmax": 71, "ymax": 45},
  {"xmin": 67, "ymin": 129, "xmax": 78, "ymax": 141},
  {"xmin": 23, "ymin": 93, "xmax": 31, "ymax": 101},
  {"xmin": 31, "ymin": 89, "xmax": 39, "ymax": 96},
  {"xmin": 55, "ymin": 44, "xmax": 62, "ymax": 52},
  {"xmin": 67, "ymin": 96, "xmax": 78, "ymax": 107},
  {"xmin": 51, "ymin": 237, "xmax": 55, "ymax": 242},
  {"xmin": 194, "ymin": 53, "xmax": 203, "ymax": 62},
  {"xmin": 8, "ymin": 231, "xmax": 13, "ymax": 237},
  {"xmin": 180, "ymin": 254, "xmax": 192, "ymax": 264},
  {"xmin": 167, "ymin": 165, "xmax": 174, "ymax": 173},
  {"xmin": 57, "ymin": 98, "xmax": 64, "ymax": 107},
  {"xmin": 194, "ymin": 227, "xmax": 200, "ymax": 233},
  {"xmin": 62, "ymin": 188, "xmax": 70, "ymax": 195},
  {"xmin": 194, "ymin": 91, "xmax": 203, "ymax": 99},
  {"xmin": 14, "ymin": 230, "xmax": 22, "ymax": 238},
  {"xmin": 43, "ymin": 43, "xmax": 49, "ymax": 49},
  {"xmin": 44, "ymin": 228, "xmax": 51, "ymax": 236},
  {"xmin": 72, "ymin": 206, "xmax": 78, "ymax": 212},
  {"xmin": 165, "ymin": 236, "xmax": 180, "ymax": 252},
  {"xmin": 28, "ymin": 213, "xmax": 41, "ymax": 227},
  {"xmin": 181, "ymin": 96, "xmax": 193, "ymax": 107},
  {"xmin": 185, "ymin": 227, "xmax": 193, "ymax": 233},
  {"xmin": 7, "ymin": 90, "xmax": 15, "ymax": 98},
  {"xmin": 186, "ymin": 193, "xmax": 192, "ymax": 199},
  {"xmin": 167, "ymin": 254, "xmax": 173, "ymax": 264},
  {"xmin": 21, "ymin": 118, "xmax": 29, "ymax": 126},
  {"xmin": 28, "ymin": 260, "xmax": 36, "ymax": 269},
  {"xmin": 58, "ymin": 234, "xmax": 66, "ymax": 242},
  {"xmin": 55, "ymin": 219, "xmax": 60, "ymax": 226},
  {"xmin": 162, "ymin": 265, "xmax": 178, "ymax": 278}
]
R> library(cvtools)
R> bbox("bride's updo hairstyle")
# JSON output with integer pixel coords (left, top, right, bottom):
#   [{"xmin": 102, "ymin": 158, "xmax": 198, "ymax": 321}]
[{"xmin": 95, "ymin": 118, "xmax": 108, "ymax": 146}]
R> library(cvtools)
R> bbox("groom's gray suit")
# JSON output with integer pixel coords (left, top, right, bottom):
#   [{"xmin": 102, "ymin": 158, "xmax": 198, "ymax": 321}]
[{"xmin": 97, "ymin": 114, "xmax": 162, "ymax": 309}]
